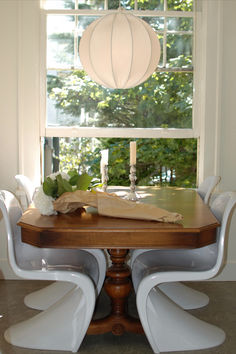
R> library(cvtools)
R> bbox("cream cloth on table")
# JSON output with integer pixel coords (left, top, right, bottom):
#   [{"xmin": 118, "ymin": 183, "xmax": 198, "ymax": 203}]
[{"xmin": 53, "ymin": 190, "xmax": 183, "ymax": 223}]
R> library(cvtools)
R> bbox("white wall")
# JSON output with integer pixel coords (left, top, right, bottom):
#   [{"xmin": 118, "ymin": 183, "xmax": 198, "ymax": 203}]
[
  {"xmin": 0, "ymin": 1, "xmax": 19, "ymax": 191},
  {"xmin": 0, "ymin": 0, "xmax": 41, "ymax": 278},
  {"xmin": 0, "ymin": 1, "xmax": 20, "ymax": 278},
  {"xmin": 0, "ymin": 0, "xmax": 235, "ymax": 279},
  {"xmin": 214, "ymin": 0, "xmax": 236, "ymax": 280}
]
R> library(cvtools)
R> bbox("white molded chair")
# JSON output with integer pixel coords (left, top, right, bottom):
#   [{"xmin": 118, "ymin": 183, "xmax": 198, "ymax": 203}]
[
  {"xmin": 0, "ymin": 190, "xmax": 106, "ymax": 352},
  {"xmin": 132, "ymin": 191, "xmax": 236, "ymax": 353},
  {"xmin": 15, "ymin": 174, "xmax": 107, "ymax": 310},
  {"xmin": 197, "ymin": 175, "xmax": 221, "ymax": 205},
  {"xmin": 130, "ymin": 250, "xmax": 209, "ymax": 310},
  {"xmin": 15, "ymin": 174, "xmax": 35, "ymax": 207},
  {"xmin": 130, "ymin": 176, "xmax": 221, "ymax": 310}
]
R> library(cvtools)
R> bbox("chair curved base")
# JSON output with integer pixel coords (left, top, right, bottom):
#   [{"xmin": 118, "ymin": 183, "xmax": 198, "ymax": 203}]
[
  {"xmin": 5, "ymin": 287, "xmax": 92, "ymax": 353},
  {"xmin": 159, "ymin": 282, "xmax": 209, "ymax": 309},
  {"xmin": 140, "ymin": 288, "xmax": 225, "ymax": 353},
  {"xmin": 131, "ymin": 250, "xmax": 209, "ymax": 310},
  {"xmin": 24, "ymin": 281, "xmax": 75, "ymax": 310}
]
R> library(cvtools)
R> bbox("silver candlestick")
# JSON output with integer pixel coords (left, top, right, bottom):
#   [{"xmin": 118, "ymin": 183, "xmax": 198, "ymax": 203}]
[
  {"xmin": 102, "ymin": 165, "xmax": 109, "ymax": 192},
  {"xmin": 127, "ymin": 164, "xmax": 139, "ymax": 201}
]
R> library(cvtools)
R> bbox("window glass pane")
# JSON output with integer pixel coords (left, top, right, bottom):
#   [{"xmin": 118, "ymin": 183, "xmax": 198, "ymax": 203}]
[
  {"xmin": 108, "ymin": 0, "xmax": 134, "ymax": 9},
  {"xmin": 142, "ymin": 16, "xmax": 165, "ymax": 31},
  {"xmin": 47, "ymin": 15, "xmax": 75, "ymax": 68},
  {"xmin": 44, "ymin": 0, "xmax": 75, "ymax": 9},
  {"xmin": 167, "ymin": 34, "xmax": 192, "ymax": 68},
  {"xmin": 142, "ymin": 17, "xmax": 164, "ymax": 67},
  {"xmin": 167, "ymin": 17, "xmax": 193, "ymax": 31},
  {"xmin": 167, "ymin": 0, "xmax": 193, "ymax": 11},
  {"xmin": 138, "ymin": 0, "xmax": 164, "ymax": 10},
  {"xmin": 47, "ymin": 71, "xmax": 193, "ymax": 128},
  {"xmin": 157, "ymin": 34, "xmax": 163, "ymax": 67},
  {"xmin": 44, "ymin": 2, "xmax": 196, "ymax": 186},
  {"xmin": 78, "ymin": 0, "xmax": 105, "ymax": 10},
  {"xmin": 77, "ymin": 16, "xmax": 100, "ymax": 67},
  {"xmin": 43, "ymin": 137, "xmax": 197, "ymax": 188}
]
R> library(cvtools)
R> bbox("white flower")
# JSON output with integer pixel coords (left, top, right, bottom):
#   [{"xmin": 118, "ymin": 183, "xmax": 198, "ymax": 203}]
[
  {"xmin": 48, "ymin": 171, "xmax": 70, "ymax": 181},
  {"xmin": 33, "ymin": 186, "xmax": 57, "ymax": 216},
  {"xmin": 33, "ymin": 172, "xmax": 71, "ymax": 215}
]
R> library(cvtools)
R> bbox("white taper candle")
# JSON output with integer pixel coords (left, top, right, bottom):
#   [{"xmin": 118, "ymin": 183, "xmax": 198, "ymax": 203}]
[
  {"xmin": 130, "ymin": 141, "xmax": 136, "ymax": 165},
  {"xmin": 100, "ymin": 149, "xmax": 109, "ymax": 174}
]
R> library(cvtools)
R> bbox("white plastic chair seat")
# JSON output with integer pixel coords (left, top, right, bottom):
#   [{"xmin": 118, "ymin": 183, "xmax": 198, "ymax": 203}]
[
  {"xmin": 130, "ymin": 249, "xmax": 209, "ymax": 309},
  {"xmin": 132, "ymin": 245, "xmax": 217, "ymax": 293},
  {"xmin": 0, "ymin": 190, "xmax": 106, "ymax": 352},
  {"xmin": 129, "ymin": 177, "xmax": 221, "ymax": 310},
  {"xmin": 132, "ymin": 192, "xmax": 236, "ymax": 353},
  {"xmin": 14, "ymin": 174, "xmax": 107, "ymax": 310},
  {"xmin": 24, "ymin": 249, "xmax": 106, "ymax": 311}
]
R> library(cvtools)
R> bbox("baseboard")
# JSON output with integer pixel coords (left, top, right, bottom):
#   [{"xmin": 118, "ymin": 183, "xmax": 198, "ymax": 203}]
[
  {"xmin": 0, "ymin": 258, "xmax": 20, "ymax": 279},
  {"xmin": 212, "ymin": 262, "xmax": 236, "ymax": 281}
]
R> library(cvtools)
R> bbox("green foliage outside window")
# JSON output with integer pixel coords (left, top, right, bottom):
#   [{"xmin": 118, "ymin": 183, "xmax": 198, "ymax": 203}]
[
  {"xmin": 48, "ymin": 65, "xmax": 192, "ymax": 129},
  {"xmin": 56, "ymin": 137, "xmax": 197, "ymax": 188}
]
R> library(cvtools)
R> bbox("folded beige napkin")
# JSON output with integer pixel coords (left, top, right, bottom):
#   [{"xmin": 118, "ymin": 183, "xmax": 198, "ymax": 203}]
[{"xmin": 53, "ymin": 190, "xmax": 183, "ymax": 223}]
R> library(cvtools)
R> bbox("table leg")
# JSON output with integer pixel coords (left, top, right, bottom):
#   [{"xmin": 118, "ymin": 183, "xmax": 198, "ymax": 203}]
[{"xmin": 87, "ymin": 249, "xmax": 143, "ymax": 335}]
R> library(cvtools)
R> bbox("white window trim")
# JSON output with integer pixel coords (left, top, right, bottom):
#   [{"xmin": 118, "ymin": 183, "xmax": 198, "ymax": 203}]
[
  {"xmin": 194, "ymin": 0, "xmax": 223, "ymax": 183},
  {"xmin": 40, "ymin": 2, "xmax": 197, "ymax": 140},
  {"xmin": 17, "ymin": 0, "xmax": 223, "ymax": 186},
  {"xmin": 44, "ymin": 127, "xmax": 197, "ymax": 139}
]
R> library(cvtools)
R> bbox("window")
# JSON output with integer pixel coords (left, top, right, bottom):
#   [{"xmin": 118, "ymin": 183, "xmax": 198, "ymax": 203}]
[{"xmin": 41, "ymin": 0, "xmax": 197, "ymax": 187}]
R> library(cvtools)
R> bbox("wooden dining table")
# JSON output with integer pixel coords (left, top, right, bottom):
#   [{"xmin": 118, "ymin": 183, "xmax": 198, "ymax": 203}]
[{"xmin": 18, "ymin": 187, "xmax": 220, "ymax": 336}]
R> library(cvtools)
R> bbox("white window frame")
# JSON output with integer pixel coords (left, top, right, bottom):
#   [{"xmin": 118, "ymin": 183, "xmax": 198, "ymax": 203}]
[
  {"xmin": 16, "ymin": 0, "xmax": 223, "ymax": 187},
  {"xmin": 39, "ymin": 0, "xmax": 198, "ymax": 140}
]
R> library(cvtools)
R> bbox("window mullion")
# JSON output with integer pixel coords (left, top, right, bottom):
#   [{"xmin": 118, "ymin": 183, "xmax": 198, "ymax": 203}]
[
  {"xmin": 74, "ymin": 15, "xmax": 78, "ymax": 69},
  {"xmin": 45, "ymin": 127, "xmax": 196, "ymax": 139},
  {"xmin": 44, "ymin": 9, "xmax": 193, "ymax": 18},
  {"xmin": 163, "ymin": 17, "xmax": 167, "ymax": 68},
  {"xmin": 164, "ymin": 0, "xmax": 167, "ymax": 11}
]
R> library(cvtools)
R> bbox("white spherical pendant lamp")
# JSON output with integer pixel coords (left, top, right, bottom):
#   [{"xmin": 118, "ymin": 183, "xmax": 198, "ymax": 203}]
[{"xmin": 79, "ymin": 9, "xmax": 161, "ymax": 89}]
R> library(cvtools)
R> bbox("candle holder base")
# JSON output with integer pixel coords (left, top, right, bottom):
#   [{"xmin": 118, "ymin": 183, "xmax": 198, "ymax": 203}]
[
  {"xmin": 101, "ymin": 165, "xmax": 109, "ymax": 193},
  {"xmin": 126, "ymin": 164, "xmax": 139, "ymax": 202},
  {"xmin": 126, "ymin": 191, "xmax": 140, "ymax": 202}
]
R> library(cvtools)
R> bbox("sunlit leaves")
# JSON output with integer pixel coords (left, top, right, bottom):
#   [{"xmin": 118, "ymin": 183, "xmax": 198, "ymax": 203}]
[
  {"xmin": 43, "ymin": 177, "xmax": 58, "ymax": 198},
  {"xmin": 68, "ymin": 169, "xmax": 93, "ymax": 190},
  {"xmin": 167, "ymin": 0, "xmax": 193, "ymax": 12}
]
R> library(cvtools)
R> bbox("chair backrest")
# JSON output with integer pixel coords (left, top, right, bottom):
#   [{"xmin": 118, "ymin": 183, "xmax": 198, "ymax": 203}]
[
  {"xmin": 197, "ymin": 176, "xmax": 221, "ymax": 204},
  {"xmin": 15, "ymin": 174, "xmax": 35, "ymax": 206},
  {"xmin": 0, "ymin": 190, "xmax": 23, "ymax": 271},
  {"xmin": 0, "ymin": 190, "xmax": 47, "ymax": 274},
  {"xmin": 210, "ymin": 191, "xmax": 236, "ymax": 276}
]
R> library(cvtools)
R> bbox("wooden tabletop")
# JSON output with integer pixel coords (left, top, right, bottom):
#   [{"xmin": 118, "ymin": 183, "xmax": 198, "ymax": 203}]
[{"xmin": 19, "ymin": 187, "xmax": 219, "ymax": 250}]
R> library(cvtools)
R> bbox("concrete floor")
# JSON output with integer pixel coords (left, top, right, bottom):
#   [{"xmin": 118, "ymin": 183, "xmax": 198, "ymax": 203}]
[{"xmin": 0, "ymin": 280, "xmax": 235, "ymax": 354}]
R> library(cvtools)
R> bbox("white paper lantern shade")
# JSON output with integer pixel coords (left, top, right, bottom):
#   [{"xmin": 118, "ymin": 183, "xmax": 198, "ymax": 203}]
[{"xmin": 79, "ymin": 10, "xmax": 161, "ymax": 89}]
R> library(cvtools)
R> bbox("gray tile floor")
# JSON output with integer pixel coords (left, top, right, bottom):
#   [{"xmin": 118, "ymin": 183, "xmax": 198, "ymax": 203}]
[{"xmin": 0, "ymin": 280, "xmax": 235, "ymax": 354}]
